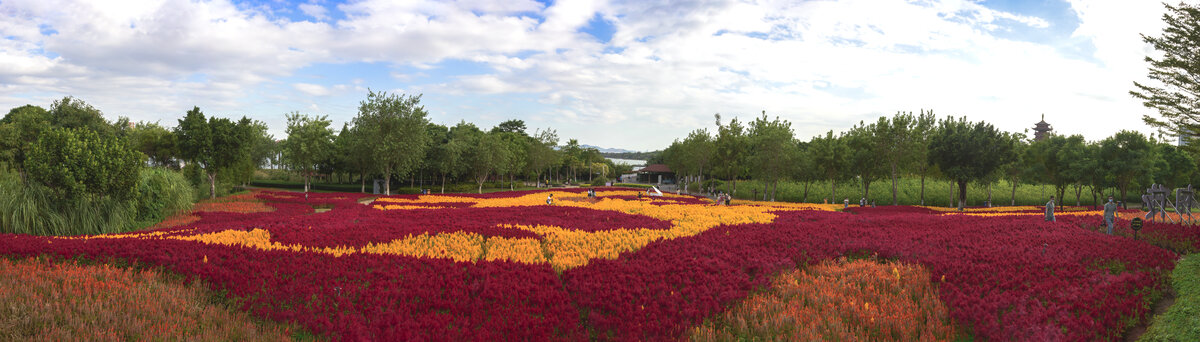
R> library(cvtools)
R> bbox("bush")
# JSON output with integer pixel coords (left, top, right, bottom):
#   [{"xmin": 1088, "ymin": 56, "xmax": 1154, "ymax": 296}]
[
  {"xmin": 134, "ymin": 168, "xmax": 194, "ymax": 222},
  {"xmin": 26, "ymin": 127, "xmax": 143, "ymax": 201},
  {"xmin": 0, "ymin": 170, "xmax": 137, "ymax": 235},
  {"xmin": 614, "ymin": 183, "xmax": 651, "ymax": 189},
  {"xmin": 590, "ymin": 177, "xmax": 610, "ymax": 187}
]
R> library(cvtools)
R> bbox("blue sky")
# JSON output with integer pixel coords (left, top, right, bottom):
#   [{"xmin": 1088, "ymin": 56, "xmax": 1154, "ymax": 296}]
[{"xmin": 0, "ymin": 0, "xmax": 1181, "ymax": 150}]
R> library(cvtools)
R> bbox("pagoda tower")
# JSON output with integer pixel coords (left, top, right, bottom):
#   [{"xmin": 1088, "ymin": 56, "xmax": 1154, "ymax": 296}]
[{"xmin": 1033, "ymin": 114, "xmax": 1053, "ymax": 141}]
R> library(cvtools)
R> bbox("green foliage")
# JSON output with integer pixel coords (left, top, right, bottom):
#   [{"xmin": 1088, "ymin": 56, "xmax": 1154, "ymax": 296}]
[
  {"xmin": 712, "ymin": 114, "xmax": 748, "ymax": 193},
  {"xmin": 26, "ymin": 127, "xmax": 145, "ymax": 201},
  {"xmin": 1140, "ymin": 254, "xmax": 1200, "ymax": 341},
  {"xmin": 0, "ymin": 169, "xmax": 138, "ymax": 236},
  {"xmin": 173, "ymin": 107, "xmax": 257, "ymax": 198},
  {"xmin": 128, "ymin": 122, "xmax": 178, "ymax": 167},
  {"xmin": 353, "ymin": 90, "xmax": 432, "ymax": 195},
  {"xmin": 590, "ymin": 176, "xmax": 610, "ymax": 187},
  {"xmin": 928, "ymin": 116, "xmax": 1014, "ymax": 209},
  {"xmin": 1131, "ymin": 2, "xmax": 1200, "ymax": 152},
  {"xmin": 491, "ymin": 119, "xmax": 528, "ymax": 135},
  {"xmin": 808, "ymin": 130, "xmax": 850, "ymax": 200},
  {"xmin": 48, "ymin": 96, "xmax": 114, "ymax": 137},
  {"xmin": 0, "ymin": 105, "xmax": 51, "ymax": 174},
  {"xmin": 1100, "ymin": 130, "xmax": 1157, "ymax": 201},
  {"xmin": 746, "ymin": 112, "xmax": 796, "ymax": 200},
  {"xmin": 134, "ymin": 168, "xmax": 194, "ymax": 222},
  {"xmin": 282, "ymin": 112, "xmax": 335, "ymax": 193}
]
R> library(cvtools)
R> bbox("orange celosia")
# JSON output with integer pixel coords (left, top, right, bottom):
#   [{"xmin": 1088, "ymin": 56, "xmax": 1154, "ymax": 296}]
[
  {"xmin": 690, "ymin": 258, "xmax": 958, "ymax": 341},
  {"xmin": 0, "ymin": 257, "xmax": 297, "ymax": 341}
]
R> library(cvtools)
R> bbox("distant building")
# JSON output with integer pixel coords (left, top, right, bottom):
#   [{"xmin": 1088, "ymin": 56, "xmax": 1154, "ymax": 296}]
[
  {"xmin": 1033, "ymin": 114, "xmax": 1053, "ymax": 141},
  {"xmin": 634, "ymin": 164, "xmax": 675, "ymax": 184}
]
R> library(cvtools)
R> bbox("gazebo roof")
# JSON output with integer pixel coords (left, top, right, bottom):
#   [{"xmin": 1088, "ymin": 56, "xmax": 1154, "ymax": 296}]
[{"xmin": 635, "ymin": 164, "xmax": 672, "ymax": 173}]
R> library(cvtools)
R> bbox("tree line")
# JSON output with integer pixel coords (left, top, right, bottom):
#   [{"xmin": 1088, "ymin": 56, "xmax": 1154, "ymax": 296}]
[{"xmin": 662, "ymin": 110, "xmax": 1188, "ymax": 210}]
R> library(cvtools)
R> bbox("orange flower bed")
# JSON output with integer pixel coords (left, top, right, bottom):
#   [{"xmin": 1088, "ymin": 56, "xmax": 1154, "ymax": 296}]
[
  {"xmin": 0, "ymin": 257, "xmax": 298, "ymax": 341},
  {"xmin": 190, "ymin": 191, "xmax": 273, "ymax": 214},
  {"xmin": 690, "ymin": 258, "xmax": 957, "ymax": 341},
  {"xmin": 149, "ymin": 214, "xmax": 200, "ymax": 229}
]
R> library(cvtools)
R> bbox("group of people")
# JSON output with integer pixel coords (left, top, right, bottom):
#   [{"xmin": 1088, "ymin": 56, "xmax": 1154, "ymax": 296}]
[{"xmin": 1044, "ymin": 195, "xmax": 1120, "ymax": 235}]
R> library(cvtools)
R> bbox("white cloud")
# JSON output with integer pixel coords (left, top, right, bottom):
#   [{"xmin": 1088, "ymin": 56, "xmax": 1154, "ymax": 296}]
[
  {"xmin": 299, "ymin": 3, "xmax": 329, "ymax": 21},
  {"xmin": 0, "ymin": 0, "xmax": 1184, "ymax": 150},
  {"xmin": 294, "ymin": 83, "xmax": 331, "ymax": 96}
]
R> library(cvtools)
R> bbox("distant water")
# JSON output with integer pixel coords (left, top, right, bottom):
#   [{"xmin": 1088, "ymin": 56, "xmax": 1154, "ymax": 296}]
[{"xmin": 607, "ymin": 158, "xmax": 646, "ymax": 167}]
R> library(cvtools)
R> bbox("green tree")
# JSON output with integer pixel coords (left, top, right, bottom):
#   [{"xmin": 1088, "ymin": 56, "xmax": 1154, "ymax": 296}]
[
  {"xmin": 499, "ymin": 131, "xmax": 530, "ymax": 189},
  {"xmin": 48, "ymin": 96, "xmax": 114, "ymax": 137},
  {"xmin": 1001, "ymin": 133, "xmax": 1029, "ymax": 205},
  {"xmin": 336, "ymin": 123, "xmax": 374, "ymax": 193},
  {"xmin": 747, "ymin": 112, "xmax": 795, "ymax": 201},
  {"xmin": 491, "ymin": 119, "xmax": 528, "ymax": 135},
  {"xmin": 1058, "ymin": 135, "xmax": 1096, "ymax": 206},
  {"xmin": 1131, "ymin": 2, "xmax": 1200, "ymax": 150},
  {"xmin": 809, "ymin": 131, "xmax": 850, "ymax": 202},
  {"xmin": 353, "ymin": 90, "xmax": 432, "ymax": 195},
  {"xmin": 128, "ymin": 122, "xmax": 178, "ymax": 168},
  {"xmin": 173, "ymin": 107, "xmax": 251, "ymax": 198},
  {"xmin": 0, "ymin": 105, "xmax": 51, "ymax": 180},
  {"xmin": 26, "ymin": 128, "xmax": 144, "ymax": 200},
  {"xmin": 282, "ymin": 113, "xmax": 335, "ymax": 194},
  {"xmin": 910, "ymin": 110, "xmax": 938, "ymax": 205},
  {"xmin": 1153, "ymin": 142, "xmax": 1196, "ymax": 188},
  {"xmin": 846, "ymin": 121, "xmax": 885, "ymax": 203},
  {"xmin": 713, "ymin": 114, "xmax": 748, "ymax": 195},
  {"xmin": 1024, "ymin": 134, "xmax": 1071, "ymax": 208},
  {"xmin": 928, "ymin": 116, "xmax": 1014, "ymax": 210},
  {"xmin": 526, "ymin": 128, "xmax": 559, "ymax": 187},
  {"xmin": 1100, "ymin": 131, "xmax": 1158, "ymax": 205},
  {"xmin": 873, "ymin": 112, "xmax": 918, "ymax": 205}
]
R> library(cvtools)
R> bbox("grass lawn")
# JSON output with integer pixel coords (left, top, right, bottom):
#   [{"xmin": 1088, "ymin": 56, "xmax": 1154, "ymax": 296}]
[{"xmin": 1141, "ymin": 254, "xmax": 1200, "ymax": 341}]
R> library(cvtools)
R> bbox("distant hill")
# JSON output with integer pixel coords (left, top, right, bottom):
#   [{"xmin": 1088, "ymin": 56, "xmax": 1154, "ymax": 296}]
[
  {"xmin": 601, "ymin": 151, "xmax": 662, "ymax": 162},
  {"xmin": 581, "ymin": 144, "xmax": 636, "ymax": 154}
]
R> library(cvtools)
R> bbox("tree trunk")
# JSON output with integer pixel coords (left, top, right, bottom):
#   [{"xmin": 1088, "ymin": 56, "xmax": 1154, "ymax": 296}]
[
  {"xmin": 862, "ymin": 179, "xmax": 871, "ymax": 203},
  {"xmin": 384, "ymin": 166, "xmax": 392, "ymax": 195},
  {"xmin": 360, "ymin": 172, "xmax": 366, "ymax": 193},
  {"xmin": 1011, "ymin": 179, "xmax": 1018, "ymax": 206},
  {"xmin": 830, "ymin": 177, "xmax": 837, "ymax": 202},
  {"xmin": 762, "ymin": 181, "xmax": 769, "ymax": 201},
  {"xmin": 919, "ymin": 173, "xmax": 926, "ymax": 206},
  {"xmin": 441, "ymin": 173, "xmax": 446, "ymax": 194},
  {"xmin": 957, "ymin": 180, "xmax": 967, "ymax": 211},
  {"xmin": 949, "ymin": 180, "xmax": 954, "ymax": 208},
  {"xmin": 1074, "ymin": 184, "xmax": 1083, "ymax": 206},
  {"xmin": 802, "ymin": 181, "xmax": 811, "ymax": 203},
  {"xmin": 1120, "ymin": 184, "xmax": 1128, "ymax": 209},
  {"xmin": 890, "ymin": 164, "xmax": 899, "ymax": 205},
  {"xmin": 986, "ymin": 184, "xmax": 992, "ymax": 207},
  {"xmin": 208, "ymin": 172, "xmax": 217, "ymax": 199},
  {"xmin": 771, "ymin": 180, "xmax": 778, "ymax": 202}
]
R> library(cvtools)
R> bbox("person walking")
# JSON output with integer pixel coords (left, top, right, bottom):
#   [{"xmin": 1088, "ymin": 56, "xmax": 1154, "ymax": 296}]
[
  {"xmin": 1045, "ymin": 196, "xmax": 1056, "ymax": 222},
  {"xmin": 1103, "ymin": 196, "xmax": 1118, "ymax": 235}
]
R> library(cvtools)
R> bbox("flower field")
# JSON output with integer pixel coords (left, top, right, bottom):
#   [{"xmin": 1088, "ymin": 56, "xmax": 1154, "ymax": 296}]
[{"xmin": 0, "ymin": 188, "xmax": 1191, "ymax": 341}]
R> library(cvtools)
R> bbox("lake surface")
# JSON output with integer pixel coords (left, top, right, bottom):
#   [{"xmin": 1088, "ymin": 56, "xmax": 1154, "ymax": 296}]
[{"xmin": 607, "ymin": 158, "xmax": 646, "ymax": 167}]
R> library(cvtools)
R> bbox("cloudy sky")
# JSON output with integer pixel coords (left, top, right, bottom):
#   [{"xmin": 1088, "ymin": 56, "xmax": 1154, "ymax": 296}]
[{"xmin": 0, "ymin": 0, "xmax": 1183, "ymax": 151}]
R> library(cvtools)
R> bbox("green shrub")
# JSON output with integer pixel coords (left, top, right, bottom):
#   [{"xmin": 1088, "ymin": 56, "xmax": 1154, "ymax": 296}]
[
  {"xmin": 590, "ymin": 177, "xmax": 610, "ymax": 187},
  {"xmin": 135, "ymin": 168, "xmax": 194, "ymax": 222},
  {"xmin": 614, "ymin": 183, "xmax": 651, "ymax": 189},
  {"xmin": 0, "ymin": 170, "xmax": 138, "ymax": 236}
]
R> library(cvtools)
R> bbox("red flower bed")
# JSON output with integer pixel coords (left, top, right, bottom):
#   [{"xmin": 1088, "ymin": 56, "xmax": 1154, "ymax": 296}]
[{"xmin": 0, "ymin": 193, "xmax": 1188, "ymax": 341}]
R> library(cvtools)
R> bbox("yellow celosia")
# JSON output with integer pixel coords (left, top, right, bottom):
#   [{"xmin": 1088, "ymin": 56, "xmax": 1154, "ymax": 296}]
[{"xmin": 66, "ymin": 191, "xmax": 846, "ymax": 271}]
